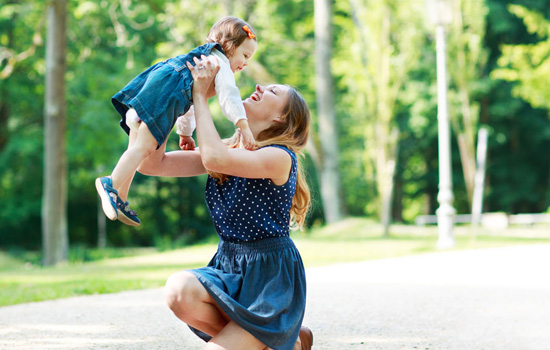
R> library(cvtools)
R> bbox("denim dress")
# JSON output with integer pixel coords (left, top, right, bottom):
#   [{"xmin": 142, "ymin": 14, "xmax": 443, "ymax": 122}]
[
  {"xmin": 188, "ymin": 145, "xmax": 307, "ymax": 350},
  {"xmin": 111, "ymin": 43, "xmax": 224, "ymax": 147}
]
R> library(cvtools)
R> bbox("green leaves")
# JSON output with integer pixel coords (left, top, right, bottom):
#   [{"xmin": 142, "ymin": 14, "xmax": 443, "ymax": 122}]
[{"xmin": 492, "ymin": 5, "xmax": 550, "ymax": 112}]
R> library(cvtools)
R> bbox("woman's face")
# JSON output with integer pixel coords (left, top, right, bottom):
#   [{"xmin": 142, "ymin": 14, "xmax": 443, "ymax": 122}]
[{"xmin": 243, "ymin": 84, "xmax": 290, "ymax": 131}]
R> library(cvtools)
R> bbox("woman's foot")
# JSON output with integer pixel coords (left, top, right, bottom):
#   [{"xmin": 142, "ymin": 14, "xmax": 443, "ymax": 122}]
[
  {"xmin": 297, "ymin": 326, "xmax": 313, "ymax": 350},
  {"xmin": 95, "ymin": 176, "xmax": 118, "ymax": 221}
]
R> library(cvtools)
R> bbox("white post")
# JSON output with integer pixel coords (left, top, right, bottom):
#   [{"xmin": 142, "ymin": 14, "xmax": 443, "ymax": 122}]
[
  {"xmin": 434, "ymin": 23, "xmax": 456, "ymax": 249},
  {"xmin": 471, "ymin": 127, "xmax": 488, "ymax": 226}
]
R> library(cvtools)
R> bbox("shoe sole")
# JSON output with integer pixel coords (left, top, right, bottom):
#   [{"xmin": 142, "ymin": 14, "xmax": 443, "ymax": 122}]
[
  {"xmin": 95, "ymin": 178, "xmax": 118, "ymax": 221},
  {"xmin": 117, "ymin": 210, "xmax": 141, "ymax": 227}
]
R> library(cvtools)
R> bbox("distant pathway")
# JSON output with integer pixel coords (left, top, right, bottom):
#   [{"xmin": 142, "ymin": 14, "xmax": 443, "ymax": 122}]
[{"xmin": 1, "ymin": 244, "xmax": 549, "ymax": 350}]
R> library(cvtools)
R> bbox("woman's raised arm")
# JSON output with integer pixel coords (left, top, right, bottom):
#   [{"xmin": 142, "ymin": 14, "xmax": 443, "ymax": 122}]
[{"xmin": 186, "ymin": 56, "xmax": 292, "ymax": 185}]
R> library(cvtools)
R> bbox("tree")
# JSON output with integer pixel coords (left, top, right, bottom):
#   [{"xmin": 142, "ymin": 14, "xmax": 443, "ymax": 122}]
[
  {"xmin": 42, "ymin": 0, "xmax": 68, "ymax": 265},
  {"xmin": 344, "ymin": 0, "xmax": 423, "ymax": 235},
  {"xmin": 446, "ymin": 0, "xmax": 489, "ymax": 207},
  {"xmin": 492, "ymin": 5, "xmax": 550, "ymax": 113},
  {"xmin": 491, "ymin": 4, "xmax": 550, "ymax": 212},
  {"xmin": 314, "ymin": 0, "xmax": 343, "ymax": 223}
]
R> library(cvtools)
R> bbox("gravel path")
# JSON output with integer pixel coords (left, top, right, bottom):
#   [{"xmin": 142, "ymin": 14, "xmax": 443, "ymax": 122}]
[{"xmin": 1, "ymin": 244, "xmax": 549, "ymax": 350}]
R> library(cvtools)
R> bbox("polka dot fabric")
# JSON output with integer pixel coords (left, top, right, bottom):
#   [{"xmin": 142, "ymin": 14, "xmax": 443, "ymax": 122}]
[{"xmin": 205, "ymin": 145, "xmax": 297, "ymax": 242}]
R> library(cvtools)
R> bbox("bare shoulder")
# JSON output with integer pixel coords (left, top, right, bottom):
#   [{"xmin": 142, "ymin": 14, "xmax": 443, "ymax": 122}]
[{"xmin": 220, "ymin": 146, "xmax": 292, "ymax": 184}]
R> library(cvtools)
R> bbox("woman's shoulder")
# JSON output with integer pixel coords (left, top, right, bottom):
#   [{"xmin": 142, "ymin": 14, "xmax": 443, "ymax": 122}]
[
  {"xmin": 259, "ymin": 144, "xmax": 295, "ymax": 155},
  {"xmin": 258, "ymin": 144, "xmax": 297, "ymax": 166}
]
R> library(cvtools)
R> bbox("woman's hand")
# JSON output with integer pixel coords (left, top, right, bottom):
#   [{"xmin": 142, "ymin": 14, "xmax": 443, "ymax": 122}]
[{"xmin": 186, "ymin": 55, "xmax": 219, "ymax": 100}]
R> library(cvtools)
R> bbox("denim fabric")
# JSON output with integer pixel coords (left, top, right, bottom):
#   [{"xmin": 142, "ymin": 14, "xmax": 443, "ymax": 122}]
[
  {"xmin": 186, "ymin": 145, "xmax": 305, "ymax": 350},
  {"xmin": 189, "ymin": 236, "xmax": 307, "ymax": 350},
  {"xmin": 111, "ymin": 43, "xmax": 224, "ymax": 147}
]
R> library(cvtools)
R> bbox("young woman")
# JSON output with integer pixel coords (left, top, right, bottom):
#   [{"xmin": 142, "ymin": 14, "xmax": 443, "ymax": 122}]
[{"xmin": 138, "ymin": 55, "xmax": 313, "ymax": 350}]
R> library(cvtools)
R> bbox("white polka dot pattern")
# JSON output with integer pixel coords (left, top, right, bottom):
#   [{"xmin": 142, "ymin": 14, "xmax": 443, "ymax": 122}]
[{"xmin": 205, "ymin": 145, "xmax": 298, "ymax": 242}]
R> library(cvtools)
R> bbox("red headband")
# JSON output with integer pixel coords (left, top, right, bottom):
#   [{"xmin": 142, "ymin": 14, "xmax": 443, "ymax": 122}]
[{"xmin": 243, "ymin": 25, "xmax": 256, "ymax": 39}]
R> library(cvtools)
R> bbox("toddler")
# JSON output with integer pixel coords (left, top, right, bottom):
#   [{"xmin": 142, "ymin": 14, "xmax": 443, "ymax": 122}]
[{"xmin": 96, "ymin": 16, "xmax": 257, "ymax": 226}]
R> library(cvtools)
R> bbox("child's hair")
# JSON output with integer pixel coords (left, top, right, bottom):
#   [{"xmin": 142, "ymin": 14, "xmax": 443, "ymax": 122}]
[
  {"xmin": 209, "ymin": 87, "xmax": 311, "ymax": 229},
  {"xmin": 206, "ymin": 16, "xmax": 257, "ymax": 57}
]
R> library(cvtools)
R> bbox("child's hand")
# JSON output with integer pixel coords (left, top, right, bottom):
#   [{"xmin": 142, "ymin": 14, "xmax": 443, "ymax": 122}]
[
  {"xmin": 179, "ymin": 135, "xmax": 196, "ymax": 150},
  {"xmin": 239, "ymin": 126, "xmax": 256, "ymax": 150},
  {"xmin": 236, "ymin": 119, "xmax": 255, "ymax": 149}
]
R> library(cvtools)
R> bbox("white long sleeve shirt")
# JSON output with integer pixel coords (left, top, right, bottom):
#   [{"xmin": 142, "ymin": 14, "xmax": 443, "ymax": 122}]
[{"xmin": 176, "ymin": 49, "xmax": 246, "ymax": 136}]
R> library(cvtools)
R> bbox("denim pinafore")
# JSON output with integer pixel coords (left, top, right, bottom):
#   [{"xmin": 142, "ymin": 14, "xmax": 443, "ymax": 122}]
[
  {"xmin": 111, "ymin": 43, "xmax": 224, "ymax": 147},
  {"xmin": 188, "ymin": 145, "xmax": 307, "ymax": 350}
]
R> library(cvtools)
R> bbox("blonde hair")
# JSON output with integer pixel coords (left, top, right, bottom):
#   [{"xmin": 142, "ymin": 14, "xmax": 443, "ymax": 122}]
[
  {"xmin": 206, "ymin": 16, "xmax": 257, "ymax": 58},
  {"xmin": 209, "ymin": 87, "xmax": 311, "ymax": 229}
]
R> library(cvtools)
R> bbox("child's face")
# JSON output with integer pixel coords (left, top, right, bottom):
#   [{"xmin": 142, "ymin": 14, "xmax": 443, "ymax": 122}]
[{"xmin": 228, "ymin": 38, "xmax": 257, "ymax": 73}]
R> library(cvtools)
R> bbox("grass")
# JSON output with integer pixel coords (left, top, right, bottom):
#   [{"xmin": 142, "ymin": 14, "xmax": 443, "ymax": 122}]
[{"xmin": 2, "ymin": 217, "xmax": 550, "ymax": 307}]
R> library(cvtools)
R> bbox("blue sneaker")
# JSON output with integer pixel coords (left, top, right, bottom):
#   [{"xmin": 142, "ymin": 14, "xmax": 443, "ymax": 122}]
[
  {"xmin": 95, "ymin": 176, "xmax": 118, "ymax": 221},
  {"xmin": 116, "ymin": 198, "xmax": 141, "ymax": 226}
]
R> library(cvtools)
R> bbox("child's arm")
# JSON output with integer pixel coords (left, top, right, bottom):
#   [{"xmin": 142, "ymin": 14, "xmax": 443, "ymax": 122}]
[
  {"xmin": 176, "ymin": 107, "xmax": 196, "ymax": 150},
  {"xmin": 236, "ymin": 119, "xmax": 255, "ymax": 149},
  {"xmin": 212, "ymin": 54, "xmax": 256, "ymax": 149}
]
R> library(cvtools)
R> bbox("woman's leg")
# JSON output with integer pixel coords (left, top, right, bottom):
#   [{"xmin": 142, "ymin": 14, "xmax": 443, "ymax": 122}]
[
  {"xmin": 164, "ymin": 271, "xmax": 230, "ymax": 336},
  {"xmin": 205, "ymin": 321, "xmax": 266, "ymax": 350},
  {"xmin": 165, "ymin": 271, "xmax": 303, "ymax": 350}
]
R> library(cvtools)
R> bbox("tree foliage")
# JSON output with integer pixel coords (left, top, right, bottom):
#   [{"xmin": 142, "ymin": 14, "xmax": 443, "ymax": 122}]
[
  {"xmin": 492, "ymin": 4, "xmax": 550, "ymax": 112},
  {"xmin": 1, "ymin": 0, "xmax": 550, "ymax": 251}
]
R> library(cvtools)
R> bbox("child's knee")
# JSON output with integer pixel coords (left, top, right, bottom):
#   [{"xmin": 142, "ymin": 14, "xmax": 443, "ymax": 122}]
[
  {"xmin": 126, "ymin": 109, "xmax": 141, "ymax": 133},
  {"xmin": 132, "ymin": 138, "xmax": 157, "ymax": 158}
]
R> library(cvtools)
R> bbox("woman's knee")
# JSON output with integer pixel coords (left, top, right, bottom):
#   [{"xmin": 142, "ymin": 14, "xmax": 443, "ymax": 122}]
[{"xmin": 164, "ymin": 271, "xmax": 202, "ymax": 312}]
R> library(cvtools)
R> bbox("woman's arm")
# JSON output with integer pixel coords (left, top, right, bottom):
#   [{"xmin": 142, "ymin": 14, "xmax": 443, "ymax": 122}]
[
  {"xmin": 137, "ymin": 141, "xmax": 206, "ymax": 178},
  {"xmin": 187, "ymin": 56, "xmax": 291, "ymax": 185}
]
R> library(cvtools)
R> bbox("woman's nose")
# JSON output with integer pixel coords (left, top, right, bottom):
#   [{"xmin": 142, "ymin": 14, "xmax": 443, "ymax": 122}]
[{"xmin": 256, "ymin": 84, "xmax": 264, "ymax": 92}]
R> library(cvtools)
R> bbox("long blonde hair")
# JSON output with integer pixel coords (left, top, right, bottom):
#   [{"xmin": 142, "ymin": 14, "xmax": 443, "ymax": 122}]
[{"xmin": 209, "ymin": 87, "xmax": 311, "ymax": 229}]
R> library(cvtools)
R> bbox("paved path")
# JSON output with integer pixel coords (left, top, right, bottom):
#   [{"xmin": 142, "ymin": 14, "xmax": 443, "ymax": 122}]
[{"xmin": 1, "ymin": 244, "xmax": 549, "ymax": 350}]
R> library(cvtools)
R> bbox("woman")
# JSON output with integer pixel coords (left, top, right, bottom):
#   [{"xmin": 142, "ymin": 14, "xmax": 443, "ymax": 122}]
[{"xmin": 138, "ymin": 55, "xmax": 313, "ymax": 350}]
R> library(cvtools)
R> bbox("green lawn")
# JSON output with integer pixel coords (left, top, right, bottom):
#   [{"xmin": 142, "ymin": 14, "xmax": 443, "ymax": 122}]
[{"xmin": 1, "ymin": 217, "xmax": 549, "ymax": 307}]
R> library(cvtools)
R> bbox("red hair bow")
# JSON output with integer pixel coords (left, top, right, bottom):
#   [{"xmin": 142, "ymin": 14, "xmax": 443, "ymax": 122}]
[{"xmin": 243, "ymin": 25, "xmax": 256, "ymax": 39}]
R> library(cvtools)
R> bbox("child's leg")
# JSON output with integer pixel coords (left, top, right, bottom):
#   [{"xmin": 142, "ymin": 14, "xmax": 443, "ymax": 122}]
[
  {"xmin": 111, "ymin": 121, "xmax": 158, "ymax": 192},
  {"xmin": 116, "ymin": 125, "xmax": 139, "ymax": 202},
  {"xmin": 118, "ymin": 128, "xmax": 169, "ymax": 202}
]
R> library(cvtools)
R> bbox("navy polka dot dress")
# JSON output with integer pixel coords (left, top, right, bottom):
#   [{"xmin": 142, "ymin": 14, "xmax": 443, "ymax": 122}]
[{"xmin": 188, "ymin": 145, "xmax": 306, "ymax": 350}]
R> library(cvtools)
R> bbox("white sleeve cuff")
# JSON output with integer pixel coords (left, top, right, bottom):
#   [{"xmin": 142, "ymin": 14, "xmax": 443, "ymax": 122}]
[{"xmin": 176, "ymin": 108, "xmax": 196, "ymax": 136}]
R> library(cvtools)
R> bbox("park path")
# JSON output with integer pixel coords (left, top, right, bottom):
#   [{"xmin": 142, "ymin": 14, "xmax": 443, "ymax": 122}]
[{"xmin": 1, "ymin": 244, "xmax": 550, "ymax": 350}]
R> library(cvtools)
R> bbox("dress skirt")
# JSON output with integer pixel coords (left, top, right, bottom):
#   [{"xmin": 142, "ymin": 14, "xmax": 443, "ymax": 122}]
[
  {"xmin": 111, "ymin": 43, "xmax": 223, "ymax": 148},
  {"xmin": 188, "ymin": 236, "xmax": 307, "ymax": 350}
]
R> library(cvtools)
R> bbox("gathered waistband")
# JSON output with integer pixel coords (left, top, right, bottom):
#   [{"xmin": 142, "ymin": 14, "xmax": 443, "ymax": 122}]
[{"xmin": 218, "ymin": 236, "xmax": 296, "ymax": 255}]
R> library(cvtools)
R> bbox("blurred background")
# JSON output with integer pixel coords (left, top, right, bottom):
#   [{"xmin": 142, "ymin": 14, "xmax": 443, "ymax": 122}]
[{"xmin": 1, "ymin": 0, "xmax": 549, "ymax": 262}]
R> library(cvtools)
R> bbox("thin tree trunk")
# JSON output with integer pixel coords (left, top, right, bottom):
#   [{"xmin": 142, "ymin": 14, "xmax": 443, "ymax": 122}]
[
  {"xmin": 314, "ymin": 0, "xmax": 342, "ymax": 223},
  {"xmin": 380, "ymin": 128, "xmax": 399, "ymax": 236},
  {"xmin": 97, "ymin": 198, "xmax": 107, "ymax": 249},
  {"xmin": 42, "ymin": 0, "xmax": 68, "ymax": 266}
]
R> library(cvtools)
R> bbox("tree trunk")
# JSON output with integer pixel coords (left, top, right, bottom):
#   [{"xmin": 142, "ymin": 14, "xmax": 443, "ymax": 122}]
[
  {"xmin": 42, "ymin": 0, "xmax": 68, "ymax": 266},
  {"xmin": 97, "ymin": 198, "xmax": 107, "ymax": 249},
  {"xmin": 314, "ymin": 0, "xmax": 342, "ymax": 223},
  {"xmin": 0, "ymin": 100, "xmax": 8, "ymax": 152}
]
